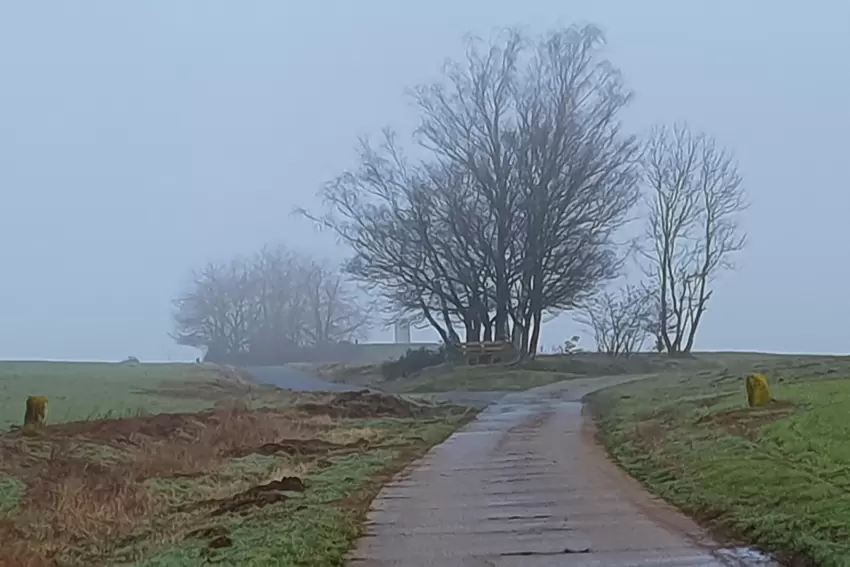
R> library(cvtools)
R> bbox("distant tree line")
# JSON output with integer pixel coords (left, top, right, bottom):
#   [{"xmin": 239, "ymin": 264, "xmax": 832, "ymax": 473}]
[
  {"xmin": 171, "ymin": 245, "xmax": 370, "ymax": 364},
  {"xmin": 301, "ymin": 24, "xmax": 747, "ymax": 358}
]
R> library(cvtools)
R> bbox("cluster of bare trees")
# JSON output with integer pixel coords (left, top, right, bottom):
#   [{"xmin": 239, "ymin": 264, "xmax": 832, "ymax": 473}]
[
  {"xmin": 163, "ymin": 23, "xmax": 746, "ymax": 362},
  {"xmin": 171, "ymin": 246, "xmax": 370, "ymax": 364},
  {"xmin": 304, "ymin": 25, "xmax": 642, "ymax": 358},
  {"xmin": 577, "ymin": 123, "xmax": 748, "ymax": 356},
  {"xmin": 302, "ymin": 24, "xmax": 748, "ymax": 358}
]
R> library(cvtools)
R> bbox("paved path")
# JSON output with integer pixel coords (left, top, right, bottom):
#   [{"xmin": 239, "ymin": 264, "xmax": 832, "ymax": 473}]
[{"xmin": 348, "ymin": 376, "xmax": 752, "ymax": 567}]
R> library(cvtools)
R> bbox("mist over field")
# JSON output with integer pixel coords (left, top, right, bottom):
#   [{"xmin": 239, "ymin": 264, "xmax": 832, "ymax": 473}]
[{"xmin": 1, "ymin": 1, "xmax": 848, "ymax": 361}]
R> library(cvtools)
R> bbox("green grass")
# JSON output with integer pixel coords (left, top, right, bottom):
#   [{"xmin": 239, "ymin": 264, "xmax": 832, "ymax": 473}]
[
  {"xmin": 112, "ymin": 419, "xmax": 464, "ymax": 567},
  {"xmin": 129, "ymin": 452, "xmax": 393, "ymax": 567},
  {"xmin": 0, "ymin": 358, "xmax": 473, "ymax": 567},
  {"xmin": 0, "ymin": 472, "xmax": 25, "ymax": 517},
  {"xmin": 399, "ymin": 367, "xmax": 581, "ymax": 392},
  {"xmin": 321, "ymin": 352, "xmax": 719, "ymax": 393},
  {"xmin": 590, "ymin": 353, "xmax": 850, "ymax": 567},
  {"xmin": 143, "ymin": 453, "xmax": 288, "ymax": 509},
  {"xmin": 0, "ymin": 361, "xmax": 286, "ymax": 432}
]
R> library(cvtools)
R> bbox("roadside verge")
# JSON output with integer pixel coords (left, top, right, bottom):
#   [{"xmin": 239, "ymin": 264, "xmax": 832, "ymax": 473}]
[{"xmin": 587, "ymin": 366, "xmax": 850, "ymax": 567}]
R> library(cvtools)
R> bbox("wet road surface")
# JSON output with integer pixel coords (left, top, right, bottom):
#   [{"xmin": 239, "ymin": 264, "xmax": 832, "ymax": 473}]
[{"xmin": 348, "ymin": 376, "xmax": 777, "ymax": 567}]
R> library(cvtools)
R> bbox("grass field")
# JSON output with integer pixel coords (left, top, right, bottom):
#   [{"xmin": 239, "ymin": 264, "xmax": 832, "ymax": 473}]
[
  {"xmin": 0, "ymin": 361, "xmax": 474, "ymax": 567},
  {"xmin": 589, "ymin": 352, "xmax": 850, "ymax": 567},
  {"xmin": 0, "ymin": 362, "xmax": 278, "ymax": 431},
  {"xmin": 316, "ymin": 352, "xmax": 716, "ymax": 393}
]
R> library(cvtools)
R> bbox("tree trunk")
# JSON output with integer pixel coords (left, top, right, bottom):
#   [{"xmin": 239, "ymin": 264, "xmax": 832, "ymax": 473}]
[{"xmin": 528, "ymin": 309, "xmax": 543, "ymax": 358}]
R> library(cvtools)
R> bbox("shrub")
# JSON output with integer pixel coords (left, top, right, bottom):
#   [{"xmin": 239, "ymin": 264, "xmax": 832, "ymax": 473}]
[{"xmin": 381, "ymin": 346, "xmax": 447, "ymax": 380}]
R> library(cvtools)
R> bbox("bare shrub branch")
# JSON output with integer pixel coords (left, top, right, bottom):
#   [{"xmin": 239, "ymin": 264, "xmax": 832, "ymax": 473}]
[{"xmin": 577, "ymin": 284, "xmax": 655, "ymax": 355}]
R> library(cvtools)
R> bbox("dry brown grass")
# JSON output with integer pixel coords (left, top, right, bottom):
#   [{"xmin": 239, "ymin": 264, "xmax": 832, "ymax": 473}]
[
  {"xmin": 0, "ymin": 444, "xmax": 156, "ymax": 564},
  {"xmin": 0, "ymin": 390, "xmax": 434, "ymax": 566},
  {"xmin": 1, "ymin": 417, "xmax": 278, "ymax": 563}
]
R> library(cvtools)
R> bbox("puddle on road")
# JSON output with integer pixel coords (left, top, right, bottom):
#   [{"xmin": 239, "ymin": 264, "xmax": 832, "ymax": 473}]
[
  {"xmin": 715, "ymin": 546, "xmax": 779, "ymax": 565},
  {"xmin": 554, "ymin": 400, "xmax": 583, "ymax": 415}
]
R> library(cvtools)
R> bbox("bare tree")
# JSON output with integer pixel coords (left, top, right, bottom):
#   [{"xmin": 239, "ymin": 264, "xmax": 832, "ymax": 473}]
[
  {"xmin": 301, "ymin": 134, "xmax": 483, "ymax": 350},
  {"xmin": 171, "ymin": 257, "xmax": 255, "ymax": 359},
  {"xmin": 577, "ymin": 284, "xmax": 655, "ymax": 355},
  {"xmin": 303, "ymin": 260, "xmax": 372, "ymax": 346},
  {"xmin": 303, "ymin": 24, "xmax": 640, "ymax": 358},
  {"xmin": 248, "ymin": 245, "xmax": 310, "ymax": 353},
  {"xmin": 172, "ymin": 245, "xmax": 371, "ymax": 363},
  {"xmin": 414, "ymin": 25, "xmax": 640, "ymax": 356},
  {"xmin": 643, "ymin": 123, "xmax": 747, "ymax": 353}
]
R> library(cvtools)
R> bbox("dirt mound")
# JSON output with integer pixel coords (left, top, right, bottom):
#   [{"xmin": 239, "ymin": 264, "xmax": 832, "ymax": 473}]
[
  {"xmin": 35, "ymin": 411, "xmax": 206, "ymax": 443},
  {"xmin": 23, "ymin": 407, "xmax": 295, "ymax": 447},
  {"xmin": 179, "ymin": 476, "xmax": 306, "ymax": 517},
  {"xmin": 697, "ymin": 400, "xmax": 796, "ymax": 440},
  {"xmin": 212, "ymin": 476, "xmax": 305, "ymax": 516},
  {"xmin": 18, "ymin": 391, "xmax": 445, "ymax": 449},
  {"xmin": 297, "ymin": 390, "xmax": 435, "ymax": 419},
  {"xmin": 253, "ymin": 438, "xmax": 368, "ymax": 456}
]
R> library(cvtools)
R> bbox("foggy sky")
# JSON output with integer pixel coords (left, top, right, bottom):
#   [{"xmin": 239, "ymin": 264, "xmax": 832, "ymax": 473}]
[{"xmin": 1, "ymin": 1, "xmax": 848, "ymax": 361}]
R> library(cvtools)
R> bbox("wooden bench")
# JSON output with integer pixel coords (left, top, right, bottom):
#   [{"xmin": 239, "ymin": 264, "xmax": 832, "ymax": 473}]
[{"xmin": 460, "ymin": 340, "xmax": 516, "ymax": 365}]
